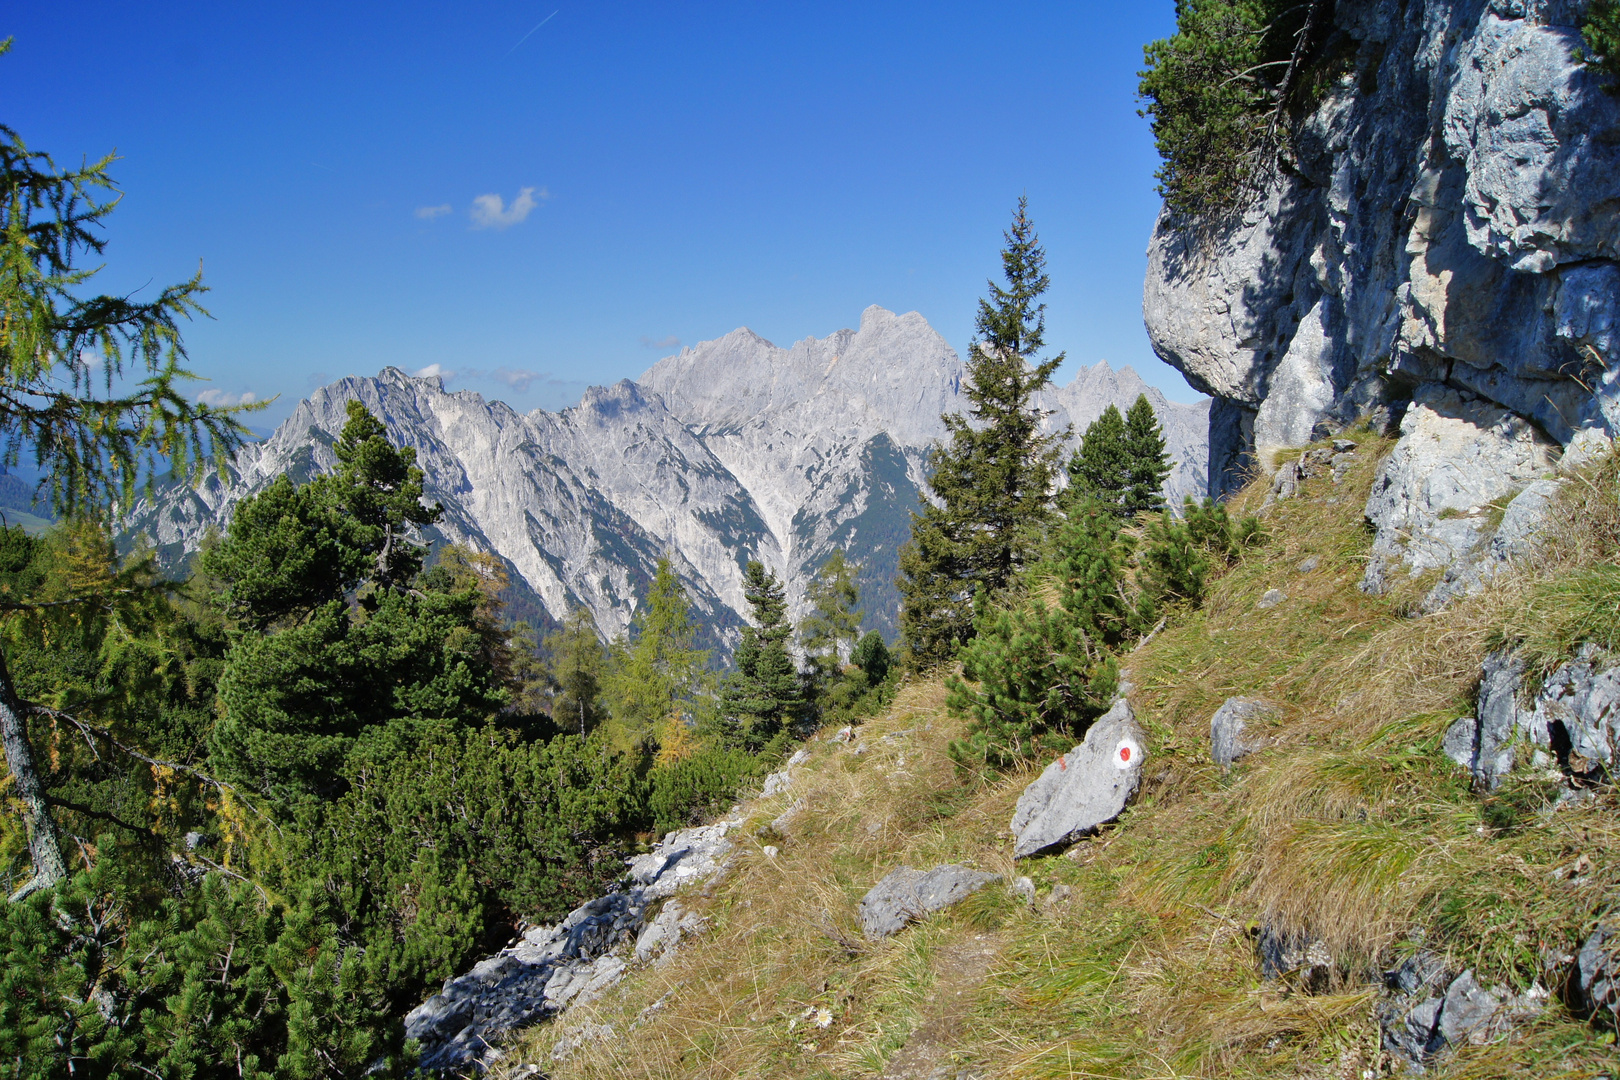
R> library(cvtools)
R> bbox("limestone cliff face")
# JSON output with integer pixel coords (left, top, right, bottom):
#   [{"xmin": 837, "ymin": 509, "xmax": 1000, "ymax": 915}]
[
  {"xmin": 1144, "ymin": 0, "xmax": 1620, "ymax": 497},
  {"xmin": 130, "ymin": 306, "xmax": 1208, "ymax": 645}
]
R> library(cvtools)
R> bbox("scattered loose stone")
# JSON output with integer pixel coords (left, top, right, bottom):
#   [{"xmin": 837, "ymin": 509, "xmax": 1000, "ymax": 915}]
[
  {"xmin": 1009, "ymin": 698, "xmax": 1145, "ymax": 858},
  {"xmin": 1012, "ymin": 876, "xmax": 1036, "ymax": 907},
  {"xmin": 1210, "ymin": 697, "xmax": 1270, "ymax": 768},
  {"xmin": 1296, "ymin": 555, "xmax": 1319, "ymax": 573},
  {"xmin": 1577, "ymin": 919, "xmax": 1620, "ymax": 1027},
  {"xmin": 1256, "ymin": 588, "xmax": 1286, "ymax": 609},
  {"xmin": 858, "ymin": 864, "xmax": 1001, "ymax": 940}
]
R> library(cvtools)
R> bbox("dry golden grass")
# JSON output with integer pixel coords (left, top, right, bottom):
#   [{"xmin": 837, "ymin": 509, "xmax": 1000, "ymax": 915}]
[{"xmin": 490, "ymin": 435, "xmax": 1620, "ymax": 1080}]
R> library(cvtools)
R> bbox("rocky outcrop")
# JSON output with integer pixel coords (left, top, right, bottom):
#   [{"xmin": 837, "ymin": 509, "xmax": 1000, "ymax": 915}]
[
  {"xmin": 405, "ymin": 815, "xmax": 741, "ymax": 1071},
  {"xmin": 1374, "ymin": 948, "xmax": 1550, "ymax": 1072},
  {"xmin": 1360, "ymin": 383, "xmax": 1558, "ymax": 604},
  {"xmin": 1144, "ymin": 0, "xmax": 1620, "ymax": 503},
  {"xmin": 129, "ymin": 308, "xmax": 1207, "ymax": 645},
  {"xmin": 1577, "ymin": 919, "xmax": 1620, "ymax": 1028},
  {"xmin": 858, "ymin": 864, "xmax": 1001, "ymax": 940},
  {"xmin": 1009, "ymin": 698, "xmax": 1145, "ymax": 857},
  {"xmin": 1452, "ymin": 645, "xmax": 1620, "ymax": 788}
]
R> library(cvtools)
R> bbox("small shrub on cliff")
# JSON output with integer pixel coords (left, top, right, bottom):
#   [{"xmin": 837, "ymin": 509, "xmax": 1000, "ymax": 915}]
[
  {"xmin": 1138, "ymin": 0, "xmax": 1332, "ymax": 215},
  {"xmin": 1582, "ymin": 0, "xmax": 1620, "ymax": 84}
]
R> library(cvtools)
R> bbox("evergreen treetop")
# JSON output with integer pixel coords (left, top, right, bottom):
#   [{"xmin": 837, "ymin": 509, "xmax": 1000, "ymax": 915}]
[
  {"xmin": 1064, "ymin": 394, "xmax": 1173, "ymax": 520},
  {"xmin": 1122, "ymin": 394, "xmax": 1173, "ymax": 517},
  {"xmin": 720, "ymin": 560, "xmax": 800, "ymax": 752},
  {"xmin": 1065, "ymin": 404, "xmax": 1130, "ymax": 517},
  {"xmin": 898, "ymin": 197, "xmax": 1067, "ymax": 669}
]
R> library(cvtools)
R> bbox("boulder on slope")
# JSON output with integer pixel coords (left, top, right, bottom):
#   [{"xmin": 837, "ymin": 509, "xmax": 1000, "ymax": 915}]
[
  {"xmin": 1210, "ymin": 697, "xmax": 1270, "ymax": 768},
  {"xmin": 858, "ymin": 865, "xmax": 1001, "ymax": 940},
  {"xmin": 1009, "ymin": 698, "xmax": 1145, "ymax": 858}
]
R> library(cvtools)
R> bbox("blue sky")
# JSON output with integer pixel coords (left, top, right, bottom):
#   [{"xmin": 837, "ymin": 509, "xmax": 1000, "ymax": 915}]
[{"xmin": 5, "ymin": 1, "xmax": 1192, "ymax": 431}]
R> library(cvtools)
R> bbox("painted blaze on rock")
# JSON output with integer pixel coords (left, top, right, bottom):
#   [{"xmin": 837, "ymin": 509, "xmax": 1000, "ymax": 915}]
[{"xmin": 1009, "ymin": 698, "xmax": 1145, "ymax": 858}]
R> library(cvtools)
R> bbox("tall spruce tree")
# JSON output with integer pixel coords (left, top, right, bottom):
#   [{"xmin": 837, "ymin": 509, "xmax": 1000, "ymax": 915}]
[
  {"xmin": 720, "ymin": 561, "xmax": 800, "ymax": 752},
  {"xmin": 898, "ymin": 197, "xmax": 1066, "ymax": 669},
  {"xmin": 1064, "ymin": 404, "xmax": 1130, "ymax": 517},
  {"xmin": 1122, "ymin": 394, "xmax": 1173, "ymax": 517}
]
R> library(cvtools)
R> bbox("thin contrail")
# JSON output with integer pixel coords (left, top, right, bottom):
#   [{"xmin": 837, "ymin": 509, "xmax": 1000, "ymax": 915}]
[{"xmin": 503, "ymin": 10, "xmax": 559, "ymax": 58}]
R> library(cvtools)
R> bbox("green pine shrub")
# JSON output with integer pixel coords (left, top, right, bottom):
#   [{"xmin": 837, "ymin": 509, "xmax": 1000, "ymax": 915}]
[
  {"xmin": 1582, "ymin": 0, "xmax": 1620, "ymax": 83},
  {"xmin": 1142, "ymin": 496, "xmax": 1266, "ymax": 607},
  {"xmin": 648, "ymin": 747, "xmax": 768, "ymax": 837},
  {"xmin": 1138, "ymin": 0, "xmax": 1332, "ymax": 215},
  {"xmin": 946, "ymin": 504, "xmax": 1147, "ymax": 768}
]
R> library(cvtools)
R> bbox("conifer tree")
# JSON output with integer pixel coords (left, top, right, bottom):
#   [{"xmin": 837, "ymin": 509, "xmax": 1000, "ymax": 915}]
[
  {"xmin": 721, "ymin": 561, "xmax": 800, "ymax": 751},
  {"xmin": 546, "ymin": 607, "xmax": 607, "ymax": 736},
  {"xmin": 947, "ymin": 500, "xmax": 1145, "ymax": 767},
  {"xmin": 800, "ymin": 548, "xmax": 862, "ymax": 686},
  {"xmin": 1122, "ymin": 394, "xmax": 1173, "ymax": 517},
  {"xmin": 0, "ymin": 86, "xmax": 258, "ymax": 894},
  {"xmin": 898, "ymin": 197, "xmax": 1066, "ymax": 668},
  {"xmin": 1064, "ymin": 404, "xmax": 1129, "ymax": 517},
  {"xmin": 206, "ymin": 408, "xmax": 505, "ymax": 804},
  {"xmin": 604, "ymin": 557, "xmax": 708, "ymax": 734}
]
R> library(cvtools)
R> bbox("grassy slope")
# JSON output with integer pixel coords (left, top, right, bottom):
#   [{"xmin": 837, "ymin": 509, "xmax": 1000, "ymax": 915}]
[{"xmin": 500, "ymin": 431, "xmax": 1619, "ymax": 1079}]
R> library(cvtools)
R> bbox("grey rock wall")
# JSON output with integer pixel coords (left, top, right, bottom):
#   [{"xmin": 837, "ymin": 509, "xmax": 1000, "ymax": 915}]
[{"xmin": 1144, "ymin": 0, "xmax": 1620, "ymax": 501}]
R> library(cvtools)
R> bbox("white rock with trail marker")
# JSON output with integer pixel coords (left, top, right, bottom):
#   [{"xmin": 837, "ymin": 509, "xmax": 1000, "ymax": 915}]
[{"xmin": 1009, "ymin": 698, "xmax": 1145, "ymax": 858}]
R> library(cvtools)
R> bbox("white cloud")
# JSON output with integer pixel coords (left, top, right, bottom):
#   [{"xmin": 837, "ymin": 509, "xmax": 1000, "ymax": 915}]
[
  {"xmin": 415, "ymin": 204, "xmax": 453, "ymax": 220},
  {"xmin": 197, "ymin": 389, "xmax": 258, "ymax": 408},
  {"xmin": 413, "ymin": 364, "xmax": 454, "ymax": 381},
  {"xmin": 470, "ymin": 186, "xmax": 546, "ymax": 230},
  {"xmin": 492, "ymin": 367, "xmax": 540, "ymax": 392},
  {"xmin": 640, "ymin": 335, "xmax": 681, "ymax": 350}
]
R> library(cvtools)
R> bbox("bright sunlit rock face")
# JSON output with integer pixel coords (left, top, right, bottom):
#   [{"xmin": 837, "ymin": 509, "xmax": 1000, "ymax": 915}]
[{"xmin": 1144, "ymin": 0, "xmax": 1620, "ymax": 499}]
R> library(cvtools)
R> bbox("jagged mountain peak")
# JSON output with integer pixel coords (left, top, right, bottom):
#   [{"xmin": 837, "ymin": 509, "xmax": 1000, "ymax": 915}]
[
  {"xmin": 639, "ymin": 305, "xmax": 963, "ymax": 444},
  {"xmin": 128, "ymin": 307, "xmax": 1209, "ymax": 648}
]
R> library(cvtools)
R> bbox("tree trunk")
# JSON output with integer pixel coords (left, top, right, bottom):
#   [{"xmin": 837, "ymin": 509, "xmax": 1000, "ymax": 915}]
[{"xmin": 0, "ymin": 650, "xmax": 68, "ymax": 895}]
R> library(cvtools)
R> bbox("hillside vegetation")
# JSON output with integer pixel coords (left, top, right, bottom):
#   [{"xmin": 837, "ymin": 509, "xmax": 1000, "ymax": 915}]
[{"xmin": 500, "ymin": 432, "xmax": 1620, "ymax": 1080}]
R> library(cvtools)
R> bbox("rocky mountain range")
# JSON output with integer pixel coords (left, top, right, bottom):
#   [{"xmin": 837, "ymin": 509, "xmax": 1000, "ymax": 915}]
[{"xmin": 128, "ymin": 305, "xmax": 1207, "ymax": 645}]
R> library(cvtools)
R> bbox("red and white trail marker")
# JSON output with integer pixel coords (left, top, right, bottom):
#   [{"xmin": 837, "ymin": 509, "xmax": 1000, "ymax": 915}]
[{"xmin": 1114, "ymin": 738, "xmax": 1142, "ymax": 770}]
